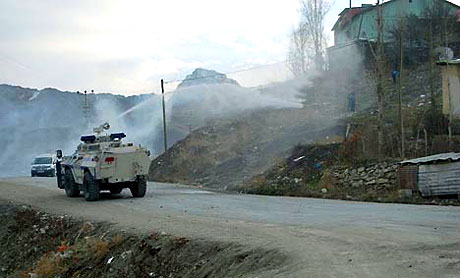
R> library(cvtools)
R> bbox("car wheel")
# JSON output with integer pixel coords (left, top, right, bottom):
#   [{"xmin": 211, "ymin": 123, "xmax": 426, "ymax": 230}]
[
  {"xmin": 83, "ymin": 171, "xmax": 100, "ymax": 201},
  {"xmin": 64, "ymin": 168, "xmax": 79, "ymax": 197},
  {"xmin": 130, "ymin": 175, "xmax": 147, "ymax": 198},
  {"xmin": 110, "ymin": 187, "xmax": 123, "ymax": 194}
]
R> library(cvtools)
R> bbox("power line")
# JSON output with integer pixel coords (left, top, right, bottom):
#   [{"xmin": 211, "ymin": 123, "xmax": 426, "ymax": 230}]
[
  {"xmin": 0, "ymin": 51, "xmax": 296, "ymax": 96},
  {"xmin": 0, "ymin": 52, "xmax": 47, "ymax": 81}
]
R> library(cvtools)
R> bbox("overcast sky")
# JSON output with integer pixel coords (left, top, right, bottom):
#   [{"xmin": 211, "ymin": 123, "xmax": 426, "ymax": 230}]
[{"xmin": 0, "ymin": 0, "xmax": 459, "ymax": 95}]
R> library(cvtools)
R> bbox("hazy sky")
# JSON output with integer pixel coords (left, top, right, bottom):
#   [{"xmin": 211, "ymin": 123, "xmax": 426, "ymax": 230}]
[{"xmin": 0, "ymin": 0, "xmax": 459, "ymax": 95}]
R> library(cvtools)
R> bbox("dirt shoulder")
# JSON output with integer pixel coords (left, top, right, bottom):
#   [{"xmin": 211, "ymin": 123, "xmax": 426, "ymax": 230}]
[{"xmin": 0, "ymin": 203, "xmax": 284, "ymax": 278}]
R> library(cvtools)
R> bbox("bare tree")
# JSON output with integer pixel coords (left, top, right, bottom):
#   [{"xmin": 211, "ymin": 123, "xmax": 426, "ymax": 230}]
[
  {"xmin": 288, "ymin": 0, "xmax": 331, "ymax": 76},
  {"xmin": 288, "ymin": 27, "xmax": 310, "ymax": 76}
]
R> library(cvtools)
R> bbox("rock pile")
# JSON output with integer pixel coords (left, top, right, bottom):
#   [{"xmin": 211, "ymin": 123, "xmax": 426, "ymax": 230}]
[{"xmin": 332, "ymin": 162, "xmax": 398, "ymax": 189}]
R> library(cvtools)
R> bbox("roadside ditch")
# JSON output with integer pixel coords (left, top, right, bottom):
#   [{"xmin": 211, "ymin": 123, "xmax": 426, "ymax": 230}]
[{"xmin": 0, "ymin": 202, "xmax": 285, "ymax": 278}]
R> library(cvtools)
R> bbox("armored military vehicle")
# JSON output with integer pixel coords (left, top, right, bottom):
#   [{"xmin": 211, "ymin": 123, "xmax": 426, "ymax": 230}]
[{"xmin": 56, "ymin": 122, "xmax": 151, "ymax": 201}]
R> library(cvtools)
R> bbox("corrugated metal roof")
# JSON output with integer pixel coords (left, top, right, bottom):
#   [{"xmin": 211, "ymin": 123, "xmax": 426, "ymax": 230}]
[{"xmin": 399, "ymin": 152, "xmax": 460, "ymax": 165}]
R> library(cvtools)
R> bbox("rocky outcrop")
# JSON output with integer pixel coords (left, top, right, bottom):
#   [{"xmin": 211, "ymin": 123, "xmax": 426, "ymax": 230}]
[
  {"xmin": 177, "ymin": 68, "xmax": 240, "ymax": 88},
  {"xmin": 332, "ymin": 162, "xmax": 398, "ymax": 190}
]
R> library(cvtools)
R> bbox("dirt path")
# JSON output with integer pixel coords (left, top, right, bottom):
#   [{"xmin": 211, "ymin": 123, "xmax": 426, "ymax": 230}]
[{"xmin": 1, "ymin": 177, "xmax": 459, "ymax": 277}]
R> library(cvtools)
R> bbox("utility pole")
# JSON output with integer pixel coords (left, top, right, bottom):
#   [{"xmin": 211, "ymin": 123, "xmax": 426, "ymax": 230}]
[
  {"xmin": 376, "ymin": 0, "xmax": 384, "ymax": 157},
  {"xmin": 82, "ymin": 90, "xmax": 92, "ymax": 130},
  {"xmin": 161, "ymin": 79, "xmax": 168, "ymax": 152},
  {"xmin": 350, "ymin": 0, "xmax": 352, "ymax": 8},
  {"xmin": 429, "ymin": 17, "xmax": 435, "ymax": 112},
  {"xmin": 398, "ymin": 11, "xmax": 405, "ymax": 158},
  {"xmin": 444, "ymin": 15, "xmax": 452, "ymax": 148}
]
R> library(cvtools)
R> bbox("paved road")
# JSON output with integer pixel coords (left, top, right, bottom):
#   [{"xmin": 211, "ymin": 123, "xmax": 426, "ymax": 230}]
[{"xmin": 1, "ymin": 177, "xmax": 459, "ymax": 277}]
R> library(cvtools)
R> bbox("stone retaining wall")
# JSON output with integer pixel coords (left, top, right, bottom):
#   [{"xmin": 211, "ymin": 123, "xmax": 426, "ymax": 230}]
[{"xmin": 332, "ymin": 162, "xmax": 398, "ymax": 190}]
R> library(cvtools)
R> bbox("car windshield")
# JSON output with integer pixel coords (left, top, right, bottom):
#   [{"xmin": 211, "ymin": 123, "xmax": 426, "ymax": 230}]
[{"xmin": 33, "ymin": 157, "xmax": 52, "ymax": 165}]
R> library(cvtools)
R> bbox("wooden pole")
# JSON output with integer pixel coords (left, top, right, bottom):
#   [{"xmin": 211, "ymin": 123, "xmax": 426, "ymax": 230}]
[
  {"xmin": 398, "ymin": 15, "xmax": 405, "ymax": 158},
  {"xmin": 376, "ymin": 0, "xmax": 384, "ymax": 157},
  {"xmin": 448, "ymin": 69, "xmax": 453, "ymax": 150},
  {"xmin": 161, "ymin": 79, "xmax": 168, "ymax": 152},
  {"xmin": 445, "ymin": 18, "xmax": 452, "ymax": 149},
  {"xmin": 83, "ymin": 90, "xmax": 90, "ymax": 130},
  {"xmin": 424, "ymin": 128, "xmax": 428, "ymax": 156},
  {"xmin": 415, "ymin": 129, "xmax": 420, "ymax": 156}
]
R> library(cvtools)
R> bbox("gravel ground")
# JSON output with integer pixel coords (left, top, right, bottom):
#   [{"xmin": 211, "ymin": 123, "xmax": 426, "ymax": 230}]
[{"xmin": 1, "ymin": 177, "xmax": 460, "ymax": 277}]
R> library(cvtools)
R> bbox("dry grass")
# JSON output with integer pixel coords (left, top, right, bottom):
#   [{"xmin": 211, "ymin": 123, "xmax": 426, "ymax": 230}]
[
  {"xmin": 21, "ymin": 253, "xmax": 67, "ymax": 278},
  {"xmin": 81, "ymin": 221, "xmax": 95, "ymax": 234},
  {"xmin": 21, "ymin": 236, "xmax": 113, "ymax": 277},
  {"xmin": 318, "ymin": 169, "xmax": 337, "ymax": 191},
  {"xmin": 250, "ymin": 175, "xmax": 268, "ymax": 189},
  {"xmin": 91, "ymin": 238, "xmax": 110, "ymax": 259},
  {"xmin": 111, "ymin": 234, "xmax": 124, "ymax": 247}
]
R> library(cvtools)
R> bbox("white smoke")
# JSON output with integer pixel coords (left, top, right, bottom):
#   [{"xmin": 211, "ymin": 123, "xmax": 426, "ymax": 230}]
[
  {"xmin": 0, "ymin": 74, "xmax": 311, "ymax": 177},
  {"xmin": 169, "ymin": 83, "xmax": 302, "ymax": 115},
  {"xmin": 94, "ymin": 95, "xmax": 163, "ymax": 150}
]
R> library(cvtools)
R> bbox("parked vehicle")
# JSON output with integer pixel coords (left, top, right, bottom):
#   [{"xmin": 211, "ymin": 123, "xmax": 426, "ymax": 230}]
[{"xmin": 31, "ymin": 154, "xmax": 56, "ymax": 177}]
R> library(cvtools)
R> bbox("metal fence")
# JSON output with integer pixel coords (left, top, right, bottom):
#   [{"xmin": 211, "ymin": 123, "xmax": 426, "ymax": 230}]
[{"xmin": 418, "ymin": 161, "xmax": 460, "ymax": 197}]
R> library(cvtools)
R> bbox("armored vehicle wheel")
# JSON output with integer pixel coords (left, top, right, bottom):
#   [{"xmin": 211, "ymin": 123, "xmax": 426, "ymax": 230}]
[
  {"xmin": 130, "ymin": 175, "xmax": 147, "ymax": 198},
  {"xmin": 110, "ymin": 187, "xmax": 123, "ymax": 194},
  {"xmin": 64, "ymin": 168, "xmax": 79, "ymax": 197},
  {"xmin": 83, "ymin": 171, "xmax": 100, "ymax": 201}
]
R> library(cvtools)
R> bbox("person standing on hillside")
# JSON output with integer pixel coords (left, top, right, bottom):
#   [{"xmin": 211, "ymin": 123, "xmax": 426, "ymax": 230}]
[
  {"xmin": 347, "ymin": 92, "xmax": 356, "ymax": 113},
  {"xmin": 392, "ymin": 69, "xmax": 399, "ymax": 86}
]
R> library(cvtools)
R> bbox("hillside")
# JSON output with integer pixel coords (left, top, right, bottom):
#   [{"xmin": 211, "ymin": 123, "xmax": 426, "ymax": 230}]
[
  {"xmin": 0, "ymin": 68, "xmax": 304, "ymax": 177},
  {"xmin": 149, "ymin": 108, "xmax": 345, "ymax": 190},
  {"xmin": 148, "ymin": 59, "xmax": 454, "ymax": 197},
  {"xmin": 0, "ymin": 84, "xmax": 155, "ymax": 177}
]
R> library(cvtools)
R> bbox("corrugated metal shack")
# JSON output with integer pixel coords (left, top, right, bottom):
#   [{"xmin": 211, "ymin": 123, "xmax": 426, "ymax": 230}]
[{"xmin": 399, "ymin": 153, "xmax": 460, "ymax": 197}]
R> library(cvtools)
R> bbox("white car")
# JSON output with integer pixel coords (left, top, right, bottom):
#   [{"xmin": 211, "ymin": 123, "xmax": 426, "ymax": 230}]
[{"xmin": 31, "ymin": 154, "xmax": 56, "ymax": 177}]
